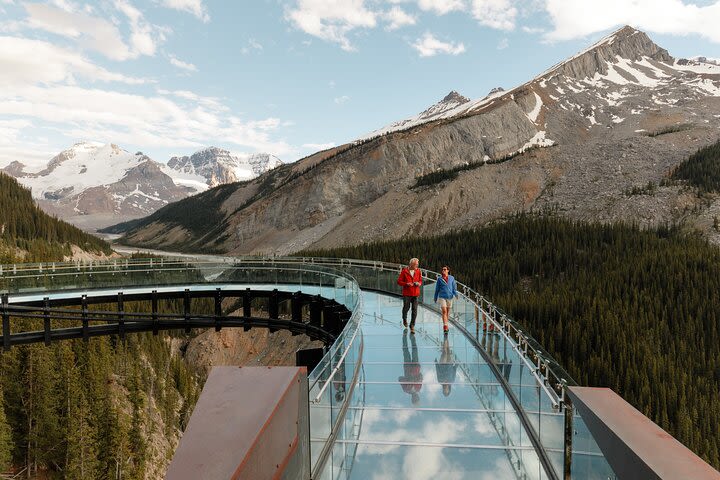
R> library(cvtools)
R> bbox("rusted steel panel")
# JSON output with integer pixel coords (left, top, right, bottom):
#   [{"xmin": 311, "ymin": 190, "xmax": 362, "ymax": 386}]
[
  {"xmin": 166, "ymin": 366, "xmax": 309, "ymax": 480},
  {"xmin": 568, "ymin": 386, "xmax": 720, "ymax": 480}
]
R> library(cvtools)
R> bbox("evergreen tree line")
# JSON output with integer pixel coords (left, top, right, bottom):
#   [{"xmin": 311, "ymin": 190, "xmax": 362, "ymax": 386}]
[
  {"xmin": 0, "ymin": 298, "xmax": 204, "ymax": 479},
  {"xmin": 412, "ymin": 145, "xmax": 552, "ymax": 189},
  {"xmin": 670, "ymin": 139, "xmax": 720, "ymax": 194},
  {"xmin": 303, "ymin": 215, "xmax": 720, "ymax": 469},
  {"xmin": 0, "ymin": 173, "xmax": 112, "ymax": 262}
]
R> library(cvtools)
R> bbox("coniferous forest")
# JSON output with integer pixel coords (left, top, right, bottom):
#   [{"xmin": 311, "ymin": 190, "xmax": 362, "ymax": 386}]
[
  {"xmin": 0, "ymin": 173, "xmax": 112, "ymax": 263},
  {"xmin": 0, "ymin": 173, "xmax": 203, "ymax": 478},
  {"xmin": 304, "ymin": 215, "xmax": 720, "ymax": 469}
]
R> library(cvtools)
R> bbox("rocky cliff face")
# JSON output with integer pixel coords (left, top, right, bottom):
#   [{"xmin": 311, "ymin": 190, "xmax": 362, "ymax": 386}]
[
  {"xmin": 167, "ymin": 147, "xmax": 283, "ymax": 187},
  {"xmin": 117, "ymin": 26, "xmax": 720, "ymax": 254}
]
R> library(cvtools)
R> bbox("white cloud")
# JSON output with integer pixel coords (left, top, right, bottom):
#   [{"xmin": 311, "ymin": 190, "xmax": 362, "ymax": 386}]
[
  {"xmin": 23, "ymin": 1, "xmax": 168, "ymax": 60},
  {"xmin": 0, "ymin": 36, "xmax": 146, "ymax": 86},
  {"xmin": 157, "ymin": 89, "xmax": 227, "ymax": 111},
  {"xmin": 334, "ymin": 95, "xmax": 350, "ymax": 104},
  {"xmin": 114, "ymin": 0, "xmax": 168, "ymax": 58},
  {"xmin": 0, "ymin": 84, "xmax": 294, "ymax": 156},
  {"xmin": 24, "ymin": 2, "xmax": 133, "ymax": 60},
  {"xmin": 241, "ymin": 38, "xmax": 263, "ymax": 54},
  {"xmin": 542, "ymin": 0, "xmax": 720, "ymax": 43},
  {"xmin": 497, "ymin": 37, "xmax": 508, "ymax": 49},
  {"xmin": 471, "ymin": 0, "xmax": 517, "ymax": 30},
  {"xmin": 385, "ymin": 6, "xmax": 417, "ymax": 30},
  {"xmin": 522, "ymin": 25, "xmax": 545, "ymax": 34},
  {"xmin": 411, "ymin": 32, "xmax": 466, "ymax": 56},
  {"xmin": 417, "ymin": 0, "xmax": 465, "ymax": 15},
  {"xmin": 286, "ymin": 0, "xmax": 377, "ymax": 51},
  {"xmin": 169, "ymin": 55, "xmax": 197, "ymax": 72},
  {"xmin": 161, "ymin": 0, "xmax": 210, "ymax": 22}
]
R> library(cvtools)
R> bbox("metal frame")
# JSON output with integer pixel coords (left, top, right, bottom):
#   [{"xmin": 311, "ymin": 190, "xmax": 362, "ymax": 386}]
[{"xmin": 0, "ymin": 288, "xmax": 351, "ymax": 349}]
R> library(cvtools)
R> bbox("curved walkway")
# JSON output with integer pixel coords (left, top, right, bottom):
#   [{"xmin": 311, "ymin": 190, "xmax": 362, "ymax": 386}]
[{"xmin": 321, "ymin": 290, "xmax": 545, "ymax": 480}]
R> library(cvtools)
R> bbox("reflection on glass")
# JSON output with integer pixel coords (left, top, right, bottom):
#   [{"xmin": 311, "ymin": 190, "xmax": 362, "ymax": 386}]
[
  {"xmin": 399, "ymin": 331, "xmax": 422, "ymax": 405},
  {"xmin": 333, "ymin": 345, "xmax": 347, "ymax": 404},
  {"xmin": 435, "ymin": 335, "xmax": 458, "ymax": 397}
]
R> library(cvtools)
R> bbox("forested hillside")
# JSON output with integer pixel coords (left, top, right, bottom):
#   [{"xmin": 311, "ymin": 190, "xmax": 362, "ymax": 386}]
[
  {"xmin": 304, "ymin": 215, "xmax": 720, "ymax": 468},
  {"xmin": 671, "ymin": 139, "xmax": 720, "ymax": 193},
  {"xmin": 0, "ymin": 173, "xmax": 111, "ymax": 262},
  {"xmin": 0, "ymin": 175, "xmax": 204, "ymax": 478}
]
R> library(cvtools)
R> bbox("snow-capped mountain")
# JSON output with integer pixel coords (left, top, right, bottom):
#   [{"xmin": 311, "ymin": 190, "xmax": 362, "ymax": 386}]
[
  {"xmin": 2, "ymin": 142, "xmax": 283, "ymax": 230},
  {"xmin": 360, "ymin": 90, "xmax": 470, "ymax": 140},
  {"xmin": 358, "ymin": 26, "xmax": 720, "ymax": 153},
  {"xmin": 116, "ymin": 26, "xmax": 720, "ymax": 255},
  {"xmin": 167, "ymin": 147, "xmax": 283, "ymax": 187}
]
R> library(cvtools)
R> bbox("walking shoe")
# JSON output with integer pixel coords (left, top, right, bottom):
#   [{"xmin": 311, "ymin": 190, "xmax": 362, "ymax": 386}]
[
  {"xmin": 410, "ymin": 326, "xmax": 415, "ymax": 334},
  {"xmin": 443, "ymin": 323, "xmax": 449, "ymax": 333},
  {"xmin": 403, "ymin": 319, "xmax": 408, "ymax": 328}
]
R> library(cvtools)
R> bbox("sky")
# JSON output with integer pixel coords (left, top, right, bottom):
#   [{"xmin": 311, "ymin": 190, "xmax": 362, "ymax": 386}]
[{"xmin": 1, "ymin": 0, "xmax": 720, "ymax": 168}]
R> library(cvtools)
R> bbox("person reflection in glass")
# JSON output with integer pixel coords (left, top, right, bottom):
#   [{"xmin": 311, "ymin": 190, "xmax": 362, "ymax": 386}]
[
  {"xmin": 435, "ymin": 335, "xmax": 458, "ymax": 397},
  {"xmin": 399, "ymin": 330, "xmax": 422, "ymax": 405}
]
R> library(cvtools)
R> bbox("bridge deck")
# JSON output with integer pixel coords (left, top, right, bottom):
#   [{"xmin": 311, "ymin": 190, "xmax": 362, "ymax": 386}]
[{"xmin": 318, "ymin": 290, "xmax": 547, "ymax": 480}]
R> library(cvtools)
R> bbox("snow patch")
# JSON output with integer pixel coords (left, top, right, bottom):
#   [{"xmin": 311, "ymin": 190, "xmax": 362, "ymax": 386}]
[
  {"xmin": 526, "ymin": 92, "xmax": 543, "ymax": 123},
  {"xmin": 521, "ymin": 131, "xmax": 555, "ymax": 151},
  {"xmin": 690, "ymin": 78, "xmax": 720, "ymax": 96}
]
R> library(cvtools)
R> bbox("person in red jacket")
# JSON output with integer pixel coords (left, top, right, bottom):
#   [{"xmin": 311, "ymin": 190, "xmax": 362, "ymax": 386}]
[{"xmin": 397, "ymin": 257, "xmax": 422, "ymax": 333}]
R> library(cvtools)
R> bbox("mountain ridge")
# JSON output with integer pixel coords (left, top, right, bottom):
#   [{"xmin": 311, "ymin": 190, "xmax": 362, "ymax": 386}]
[
  {"xmin": 112, "ymin": 26, "xmax": 720, "ymax": 254},
  {"xmin": 2, "ymin": 142, "xmax": 283, "ymax": 230}
]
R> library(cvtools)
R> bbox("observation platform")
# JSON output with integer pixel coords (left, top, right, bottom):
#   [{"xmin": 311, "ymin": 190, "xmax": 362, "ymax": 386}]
[{"xmin": 2, "ymin": 257, "xmax": 718, "ymax": 480}]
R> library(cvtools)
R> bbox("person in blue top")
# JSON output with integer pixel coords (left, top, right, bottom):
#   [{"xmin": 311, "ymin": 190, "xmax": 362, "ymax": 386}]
[{"xmin": 433, "ymin": 265, "xmax": 459, "ymax": 334}]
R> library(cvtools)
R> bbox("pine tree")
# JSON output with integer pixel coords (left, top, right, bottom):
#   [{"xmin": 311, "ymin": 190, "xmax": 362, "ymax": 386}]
[{"xmin": 0, "ymin": 385, "xmax": 13, "ymax": 472}]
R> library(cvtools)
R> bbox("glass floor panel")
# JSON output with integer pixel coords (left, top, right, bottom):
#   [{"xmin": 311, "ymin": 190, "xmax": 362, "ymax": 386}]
[
  {"xmin": 322, "ymin": 442, "xmax": 547, "ymax": 480},
  {"xmin": 346, "ymin": 407, "xmax": 534, "ymax": 448}
]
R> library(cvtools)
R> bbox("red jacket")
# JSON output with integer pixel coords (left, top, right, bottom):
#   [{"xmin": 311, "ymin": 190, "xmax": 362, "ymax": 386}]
[{"xmin": 397, "ymin": 268, "xmax": 422, "ymax": 297}]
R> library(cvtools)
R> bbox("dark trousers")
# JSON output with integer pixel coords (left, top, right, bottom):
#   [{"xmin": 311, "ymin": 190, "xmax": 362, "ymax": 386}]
[{"xmin": 402, "ymin": 296, "xmax": 418, "ymax": 327}]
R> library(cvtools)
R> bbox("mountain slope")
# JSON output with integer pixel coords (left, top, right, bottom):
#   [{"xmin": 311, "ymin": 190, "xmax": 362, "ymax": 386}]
[
  {"xmin": 0, "ymin": 172, "xmax": 112, "ymax": 262},
  {"xmin": 115, "ymin": 26, "xmax": 720, "ymax": 254}
]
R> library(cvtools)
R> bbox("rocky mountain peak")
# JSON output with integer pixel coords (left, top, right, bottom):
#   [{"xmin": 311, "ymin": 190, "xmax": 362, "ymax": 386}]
[
  {"xmin": 2, "ymin": 161, "xmax": 26, "ymax": 177},
  {"xmin": 542, "ymin": 25, "xmax": 673, "ymax": 81},
  {"xmin": 442, "ymin": 90, "xmax": 470, "ymax": 104},
  {"xmin": 167, "ymin": 147, "xmax": 283, "ymax": 187}
]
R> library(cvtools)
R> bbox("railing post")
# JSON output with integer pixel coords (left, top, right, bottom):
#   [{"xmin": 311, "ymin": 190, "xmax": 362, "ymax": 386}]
[
  {"xmin": 563, "ymin": 394, "xmax": 573, "ymax": 480},
  {"xmin": 309, "ymin": 296, "xmax": 322, "ymax": 328},
  {"xmin": 243, "ymin": 288, "xmax": 252, "ymax": 318},
  {"xmin": 151, "ymin": 290, "xmax": 158, "ymax": 335},
  {"xmin": 1, "ymin": 294, "xmax": 9, "ymax": 351},
  {"xmin": 43, "ymin": 297, "xmax": 51, "ymax": 346},
  {"xmin": 214, "ymin": 288, "xmax": 222, "ymax": 332},
  {"xmin": 118, "ymin": 292, "xmax": 125, "ymax": 341},
  {"xmin": 291, "ymin": 292, "xmax": 302, "ymax": 323},
  {"xmin": 269, "ymin": 289, "xmax": 279, "ymax": 319},
  {"xmin": 184, "ymin": 289, "xmax": 191, "ymax": 334},
  {"xmin": 81, "ymin": 295, "xmax": 89, "ymax": 341}
]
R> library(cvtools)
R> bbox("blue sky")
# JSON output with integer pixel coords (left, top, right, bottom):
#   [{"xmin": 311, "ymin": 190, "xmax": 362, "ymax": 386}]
[{"xmin": 1, "ymin": 0, "xmax": 720, "ymax": 167}]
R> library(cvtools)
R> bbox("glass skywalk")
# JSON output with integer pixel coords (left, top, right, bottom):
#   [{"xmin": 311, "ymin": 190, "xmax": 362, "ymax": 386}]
[
  {"xmin": 0, "ymin": 257, "xmax": 616, "ymax": 479},
  {"xmin": 316, "ymin": 290, "xmax": 547, "ymax": 480}
]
